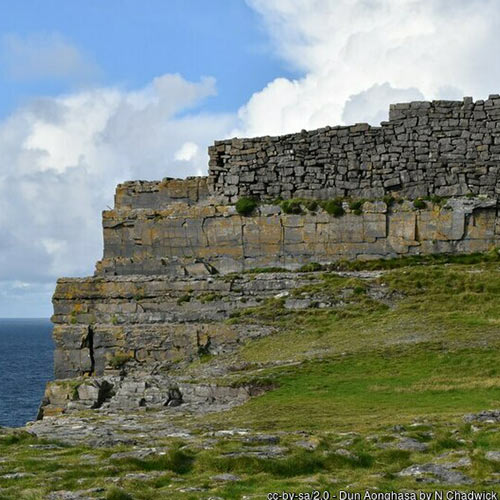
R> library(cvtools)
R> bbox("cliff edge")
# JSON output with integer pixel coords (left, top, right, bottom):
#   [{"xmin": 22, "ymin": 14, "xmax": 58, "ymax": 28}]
[{"xmin": 37, "ymin": 95, "xmax": 500, "ymax": 417}]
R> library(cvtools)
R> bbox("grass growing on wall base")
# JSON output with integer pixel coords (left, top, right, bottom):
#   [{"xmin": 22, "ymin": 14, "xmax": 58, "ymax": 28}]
[
  {"xmin": 413, "ymin": 198, "xmax": 427, "ymax": 209},
  {"xmin": 280, "ymin": 198, "xmax": 303, "ymax": 214},
  {"xmin": 235, "ymin": 197, "xmax": 257, "ymax": 216},
  {"xmin": 234, "ymin": 193, "xmax": 483, "ymax": 219},
  {"xmin": 321, "ymin": 198, "xmax": 345, "ymax": 216}
]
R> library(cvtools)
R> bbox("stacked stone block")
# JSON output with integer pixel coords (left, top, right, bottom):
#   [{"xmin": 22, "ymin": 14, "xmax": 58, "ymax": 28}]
[{"xmin": 208, "ymin": 97, "xmax": 500, "ymax": 202}]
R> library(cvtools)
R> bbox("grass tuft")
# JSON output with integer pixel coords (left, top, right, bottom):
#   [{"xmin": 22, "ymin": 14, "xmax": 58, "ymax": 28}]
[
  {"xmin": 280, "ymin": 199, "xmax": 303, "ymax": 214},
  {"xmin": 106, "ymin": 487, "xmax": 134, "ymax": 500},
  {"xmin": 321, "ymin": 198, "xmax": 345, "ymax": 217},
  {"xmin": 235, "ymin": 197, "xmax": 257, "ymax": 216}
]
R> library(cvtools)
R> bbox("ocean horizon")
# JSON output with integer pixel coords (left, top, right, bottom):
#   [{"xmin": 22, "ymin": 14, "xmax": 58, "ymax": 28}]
[{"xmin": 0, "ymin": 318, "xmax": 53, "ymax": 428}]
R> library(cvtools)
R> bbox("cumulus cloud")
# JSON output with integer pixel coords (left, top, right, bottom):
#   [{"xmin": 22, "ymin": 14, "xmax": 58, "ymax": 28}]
[
  {"xmin": 0, "ymin": 74, "xmax": 235, "ymax": 315},
  {"xmin": 175, "ymin": 142, "xmax": 199, "ymax": 162},
  {"xmin": 1, "ymin": 32, "xmax": 100, "ymax": 83},
  {"xmin": 342, "ymin": 83, "xmax": 424, "ymax": 125},
  {"xmin": 239, "ymin": 0, "xmax": 500, "ymax": 135},
  {"xmin": 5, "ymin": 1, "xmax": 500, "ymax": 316}
]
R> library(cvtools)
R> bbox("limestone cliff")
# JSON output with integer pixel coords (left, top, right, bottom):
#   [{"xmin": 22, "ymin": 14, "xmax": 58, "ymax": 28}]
[{"xmin": 38, "ymin": 96, "xmax": 500, "ymax": 418}]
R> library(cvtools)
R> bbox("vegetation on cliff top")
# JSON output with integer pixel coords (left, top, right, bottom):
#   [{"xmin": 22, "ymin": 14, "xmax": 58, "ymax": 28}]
[{"xmin": 2, "ymin": 252, "xmax": 500, "ymax": 498}]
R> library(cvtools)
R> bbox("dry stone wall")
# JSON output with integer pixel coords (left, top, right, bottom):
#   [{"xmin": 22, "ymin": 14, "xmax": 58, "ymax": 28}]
[
  {"xmin": 115, "ymin": 177, "xmax": 209, "ymax": 210},
  {"xmin": 209, "ymin": 97, "xmax": 500, "ymax": 202}
]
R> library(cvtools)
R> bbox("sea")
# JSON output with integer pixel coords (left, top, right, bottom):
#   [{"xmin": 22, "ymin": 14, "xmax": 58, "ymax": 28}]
[{"xmin": 0, "ymin": 318, "xmax": 53, "ymax": 428}]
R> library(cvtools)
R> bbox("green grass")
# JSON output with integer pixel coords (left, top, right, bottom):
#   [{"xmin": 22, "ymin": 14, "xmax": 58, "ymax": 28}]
[
  {"xmin": 348, "ymin": 199, "xmax": 365, "ymax": 215},
  {"xmin": 236, "ymin": 260, "xmax": 500, "ymax": 366},
  {"xmin": 321, "ymin": 198, "xmax": 345, "ymax": 217},
  {"xmin": 3, "ymin": 255, "xmax": 500, "ymax": 497},
  {"xmin": 216, "ymin": 258, "xmax": 500, "ymax": 435},
  {"xmin": 280, "ymin": 198, "xmax": 303, "ymax": 214},
  {"xmin": 106, "ymin": 488, "xmax": 134, "ymax": 500},
  {"xmin": 413, "ymin": 198, "xmax": 427, "ymax": 209},
  {"xmin": 216, "ymin": 346, "xmax": 500, "ymax": 431},
  {"xmin": 327, "ymin": 248, "xmax": 500, "ymax": 271},
  {"xmin": 110, "ymin": 446, "xmax": 194, "ymax": 474},
  {"xmin": 235, "ymin": 197, "xmax": 257, "ymax": 216}
]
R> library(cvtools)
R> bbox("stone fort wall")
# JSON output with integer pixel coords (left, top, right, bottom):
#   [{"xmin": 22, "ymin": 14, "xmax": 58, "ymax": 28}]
[
  {"xmin": 98, "ymin": 96, "xmax": 500, "ymax": 277},
  {"xmin": 208, "ymin": 96, "xmax": 500, "ymax": 203}
]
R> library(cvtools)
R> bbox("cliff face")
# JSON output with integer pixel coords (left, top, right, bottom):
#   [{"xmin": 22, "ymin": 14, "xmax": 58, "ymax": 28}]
[
  {"xmin": 39, "ymin": 97, "xmax": 500, "ymax": 418},
  {"xmin": 97, "ymin": 193, "xmax": 497, "ymax": 276}
]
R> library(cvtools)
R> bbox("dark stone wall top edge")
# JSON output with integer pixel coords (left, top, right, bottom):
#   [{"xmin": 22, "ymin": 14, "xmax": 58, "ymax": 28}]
[
  {"xmin": 116, "ymin": 176, "xmax": 207, "ymax": 189},
  {"xmin": 211, "ymin": 96, "xmax": 499, "ymax": 146}
]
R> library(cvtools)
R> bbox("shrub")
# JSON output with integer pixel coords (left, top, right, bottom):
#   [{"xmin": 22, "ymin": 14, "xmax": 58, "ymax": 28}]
[
  {"xmin": 383, "ymin": 195, "xmax": 395, "ymax": 207},
  {"xmin": 235, "ymin": 197, "xmax": 257, "ymax": 216},
  {"xmin": 281, "ymin": 199, "xmax": 303, "ymax": 214},
  {"xmin": 349, "ymin": 199, "xmax": 364, "ymax": 215},
  {"xmin": 413, "ymin": 198, "xmax": 427, "ymax": 209},
  {"xmin": 303, "ymin": 199, "xmax": 318, "ymax": 212},
  {"xmin": 322, "ymin": 198, "xmax": 345, "ymax": 217}
]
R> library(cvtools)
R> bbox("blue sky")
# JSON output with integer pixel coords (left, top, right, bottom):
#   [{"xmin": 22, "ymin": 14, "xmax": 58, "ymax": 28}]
[
  {"xmin": 1, "ymin": 0, "xmax": 500, "ymax": 317},
  {"xmin": 0, "ymin": 0, "xmax": 296, "ymax": 118}
]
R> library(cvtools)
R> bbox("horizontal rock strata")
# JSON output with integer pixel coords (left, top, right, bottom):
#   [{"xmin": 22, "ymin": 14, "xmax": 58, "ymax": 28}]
[{"xmin": 97, "ymin": 197, "xmax": 499, "ymax": 275}]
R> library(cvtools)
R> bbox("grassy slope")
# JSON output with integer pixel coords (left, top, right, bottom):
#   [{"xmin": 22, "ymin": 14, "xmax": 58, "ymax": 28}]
[
  {"xmin": 216, "ymin": 257, "xmax": 500, "ymax": 431},
  {"xmin": 1, "ymin": 254, "xmax": 500, "ymax": 499}
]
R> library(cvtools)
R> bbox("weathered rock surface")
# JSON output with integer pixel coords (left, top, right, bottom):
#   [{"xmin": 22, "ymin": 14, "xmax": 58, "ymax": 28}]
[
  {"xmin": 398, "ymin": 463, "xmax": 473, "ymax": 484},
  {"xmin": 97, "ymin": 198, "xmax": 499, "ymax": 276},
  {"xmin": 38, "ymin": 374, "xmax": 265, "ymax": 419},
  {"xmin": 485, "ymin": 451, "xmax": 500, "ymax": 462},
  {"xmin": 464, "ymin": 410, "xmax": 500, "ymax": 423}
]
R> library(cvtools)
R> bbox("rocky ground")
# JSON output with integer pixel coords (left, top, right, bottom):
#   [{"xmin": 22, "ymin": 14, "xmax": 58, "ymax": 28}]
[
  {"xmin": 1, "ymin": 409, "xmax": 500, "ymax": 499},
  {"xmin": 2, "ymin": 253, "xmax": 500, "ymax": 499}
]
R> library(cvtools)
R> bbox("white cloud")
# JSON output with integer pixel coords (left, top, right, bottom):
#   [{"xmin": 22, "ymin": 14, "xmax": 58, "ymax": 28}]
[
  {"xmin": 175, "ymin": 142, "xmax": 199, "ymax": 162},
  {"xmin": 5, "ymin": 1, "xmax": 500, "ymax": 316},
  {"xmin": 0, "ymin": 73, "xmax": 236, "ymax": 316},
  {"xmin": 239, "ymin": 0, "xmax": 500, "ymax": 135},
  {"xmin": 342, "ymin": 83, "xmax": 424, "ymax": 125},
  {"xmin": 1, "ymin": 32, "xmax": 100, "ymax": 83}
]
